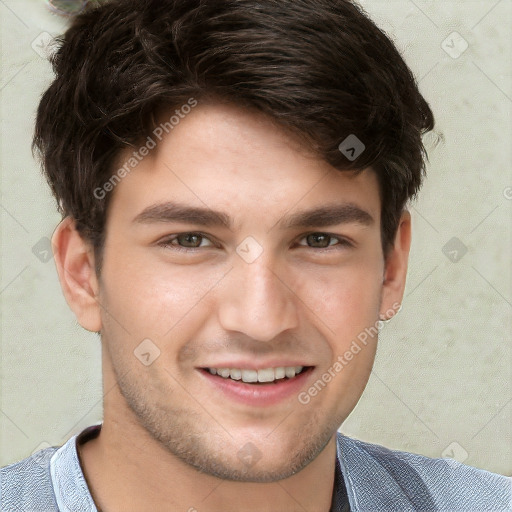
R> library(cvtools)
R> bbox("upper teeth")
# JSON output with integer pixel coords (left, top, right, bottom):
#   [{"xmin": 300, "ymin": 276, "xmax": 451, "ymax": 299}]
[{"xmin": 208, "ymin": 366, "xmax": 304, "ymax": 383}]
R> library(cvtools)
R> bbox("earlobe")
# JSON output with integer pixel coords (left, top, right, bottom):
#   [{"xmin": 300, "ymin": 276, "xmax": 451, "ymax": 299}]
[
  {"xmin": 379, "ymin": 210, "xmax": 412, "ymax": 321},
  {"xmin": 51, "ymin": 217, "xmax": 102, "ymax": 332}
]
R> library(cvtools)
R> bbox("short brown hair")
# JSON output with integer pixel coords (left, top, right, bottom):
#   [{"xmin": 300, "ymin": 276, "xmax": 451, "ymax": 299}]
[{"xmin": 33, "ymin": 0, "xmax": 435, "ymax": 271}]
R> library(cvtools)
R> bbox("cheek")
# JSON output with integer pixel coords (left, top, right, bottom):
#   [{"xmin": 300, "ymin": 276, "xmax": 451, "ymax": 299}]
[
  {"xmin": 298, "ymin": 266, "xmax": 382, "ymax": 411},
  {"xmin": 293, "ymin": 261, "xmax": 383, "ymax": 337},
  {"xmin": 100, "ymin": 251, "xmax": 226, "ymax": 340}
]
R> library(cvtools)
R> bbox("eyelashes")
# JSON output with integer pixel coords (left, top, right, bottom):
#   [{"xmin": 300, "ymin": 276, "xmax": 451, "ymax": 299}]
[
  {"xmin": 297, "ymin": 232, "xmax": 353, "ymax": 249},
  {"xmin": 157, "ymin": 231, "xmax": 354, "ymax": 253}
]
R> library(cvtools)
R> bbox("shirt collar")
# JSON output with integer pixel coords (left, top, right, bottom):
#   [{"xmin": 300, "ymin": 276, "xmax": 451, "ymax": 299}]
[{"xmin": 50, "ymin": 425, "xmax": 101, "ymax": 512}]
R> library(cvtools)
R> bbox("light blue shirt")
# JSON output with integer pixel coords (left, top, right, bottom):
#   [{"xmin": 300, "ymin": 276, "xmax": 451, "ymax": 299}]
[{"xmin": 1, "ymin": 424, "xmax": 511, "ymax": 511}]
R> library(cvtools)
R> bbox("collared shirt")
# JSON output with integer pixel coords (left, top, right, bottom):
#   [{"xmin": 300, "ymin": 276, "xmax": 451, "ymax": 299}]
[{"xmin": 1, "ymin": 423, "xmax": 511, "ymax": 511}]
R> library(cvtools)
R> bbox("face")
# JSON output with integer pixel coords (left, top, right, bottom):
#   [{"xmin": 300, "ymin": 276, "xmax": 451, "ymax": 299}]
[{"xmin": 63, "ymin": 102, "xmax": 406, "ymax": 482}]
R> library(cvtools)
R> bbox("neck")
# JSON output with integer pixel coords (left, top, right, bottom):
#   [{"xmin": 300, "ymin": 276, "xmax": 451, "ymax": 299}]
[{"xmin": 80, "ymin": 418, "xmax": 337, "ymax": 512}]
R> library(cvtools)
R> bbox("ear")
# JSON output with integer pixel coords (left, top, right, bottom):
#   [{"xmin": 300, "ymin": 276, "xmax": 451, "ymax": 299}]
[
  {"xmin": 52, "ymin": 217, "xmax": 102, "ymax": 332},
  {"xmin": 379, "ymin": 210, "xmax": 412, "ymax": 320}
]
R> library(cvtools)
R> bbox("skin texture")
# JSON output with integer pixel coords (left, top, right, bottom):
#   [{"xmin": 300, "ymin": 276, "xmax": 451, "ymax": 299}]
[{"xmin": 52, "ymin": 101, "xmax": 411, "ymax": 512}]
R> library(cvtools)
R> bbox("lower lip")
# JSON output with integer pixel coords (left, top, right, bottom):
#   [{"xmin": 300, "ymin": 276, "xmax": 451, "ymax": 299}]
[{"xmin": 197, "ymin": 367, "xmax": 314, "ymax": 406}]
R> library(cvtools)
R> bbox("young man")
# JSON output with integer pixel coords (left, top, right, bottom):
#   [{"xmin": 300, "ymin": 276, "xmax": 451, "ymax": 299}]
[{"xmin": 1, "ymin": 0, "xmax": 510, "ymax": 510}]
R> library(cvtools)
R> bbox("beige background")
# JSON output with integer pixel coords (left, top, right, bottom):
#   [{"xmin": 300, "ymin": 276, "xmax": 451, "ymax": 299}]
[{"xmin": 1, "ymin": 0, "xmax": 511, "ymax": 475}]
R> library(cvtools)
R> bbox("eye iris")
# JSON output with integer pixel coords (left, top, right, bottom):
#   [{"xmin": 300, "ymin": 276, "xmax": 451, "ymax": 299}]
[
  {"xmin": 178, "ymin": 233, "xmax": 201, "ymax": 247},
  {"xmin": 307, "ymin": 233, "xmax": 331, "ymax": 248}
]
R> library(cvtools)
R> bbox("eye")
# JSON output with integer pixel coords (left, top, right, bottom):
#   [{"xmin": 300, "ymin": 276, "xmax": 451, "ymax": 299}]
[
  {"xmin": 297, "ymin": 232, "xmax": 353, "ymax": 250},
  {"xmin": 158, "ymin": 232, "xmax": 215, "ymax": 251}
]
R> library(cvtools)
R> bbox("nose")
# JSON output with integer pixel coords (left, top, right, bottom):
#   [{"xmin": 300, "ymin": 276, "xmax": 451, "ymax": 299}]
[{"xmin": 217, "ymin": 255, "xmax": 300, "ymax": 342}]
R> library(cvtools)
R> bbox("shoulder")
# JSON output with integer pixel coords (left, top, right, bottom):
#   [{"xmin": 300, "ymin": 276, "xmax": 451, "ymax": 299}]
[
  {"xmin": 336, "ymin": 432, "xmax": 512, "ymax": 510},
  {"xmin": 1, "ymin": 446, "xmax": 60, "ymax": 512}
]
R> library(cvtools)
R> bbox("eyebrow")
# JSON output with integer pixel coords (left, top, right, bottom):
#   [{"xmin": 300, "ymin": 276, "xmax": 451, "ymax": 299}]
[{"xmin": 132, "ymin": 201, "xmax": 374, "ymax": 230}]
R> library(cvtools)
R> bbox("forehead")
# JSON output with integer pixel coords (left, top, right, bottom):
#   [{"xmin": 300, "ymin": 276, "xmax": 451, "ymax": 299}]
[{"xmin": 106, "ymin": 102, "xmax": 381, "ymax": 227}]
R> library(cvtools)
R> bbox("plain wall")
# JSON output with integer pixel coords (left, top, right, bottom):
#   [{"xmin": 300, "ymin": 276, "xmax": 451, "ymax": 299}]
[{"xmin": 1, "ymin": 0, "xmax": 511, "ymax": 474}]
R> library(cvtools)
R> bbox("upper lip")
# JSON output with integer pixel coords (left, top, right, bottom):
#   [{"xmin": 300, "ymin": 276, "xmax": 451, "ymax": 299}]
[{"xmin": 198, "ymin": 360, "xmax": 313, "ymax": 370}]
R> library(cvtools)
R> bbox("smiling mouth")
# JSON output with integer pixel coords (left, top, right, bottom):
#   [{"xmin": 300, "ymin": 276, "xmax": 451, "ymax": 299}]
[{"xmin": 200, "ymin": 366, "xmax": 313, "ymax": 384}]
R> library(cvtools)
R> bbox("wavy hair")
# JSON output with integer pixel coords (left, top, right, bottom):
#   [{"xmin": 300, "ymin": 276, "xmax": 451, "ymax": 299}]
[{"xmin": 33, "ymin": 0, "xmax": 435, "ymax": 271}]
